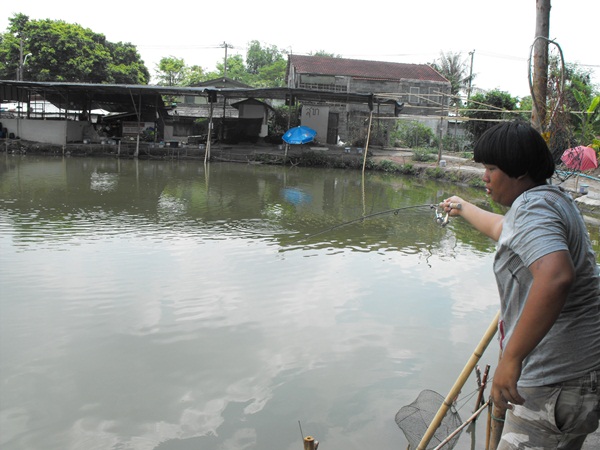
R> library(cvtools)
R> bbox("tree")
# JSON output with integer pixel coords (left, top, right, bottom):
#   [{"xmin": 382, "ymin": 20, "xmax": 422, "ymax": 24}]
[
  {"xmin": 531, "ymin": 0, "xmax": 551, "ymax": 132},
  {"xmin": 106, "ymin": 41, "xmax": 150, "ymax": 84},
  {"xmin": 155, "ymin": 56, "xmax": 186, "ymax": 86},
  {"xmin": 0, "ymin": 13, "xmax": 149, "ymax": 83},
  {"xmin": 309, "ymin": 50, "xmax": 342, "ymax": 58},
  {"xmin": 181, "ymin": 65, "xmax": 210, "ymax": 86},
  {"xmin": 429, "ymin": 51, "xmax": 472, "ymax": 106},
  {"xmin": 464, "ymin": 89, "xmax": 518, "ymax": 140},
  {"xmin": 245, "ymin": 40, "xmax": 285, "ymax": 75},
  {"xmin": 255, "ymin": 59, "xmax": 287, "ymax": 87}
]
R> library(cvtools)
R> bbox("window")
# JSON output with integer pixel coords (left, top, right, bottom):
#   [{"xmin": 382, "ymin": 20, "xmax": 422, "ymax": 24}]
[{"xmin": 409, "ymin": 87, "xmax": 420, "ymax": 104}]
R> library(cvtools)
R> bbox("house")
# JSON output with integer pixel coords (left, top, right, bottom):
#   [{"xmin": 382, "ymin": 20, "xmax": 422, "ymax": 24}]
[{"xmin": 286, "ymin": 55, "xmax": 451, "ymax": 145}]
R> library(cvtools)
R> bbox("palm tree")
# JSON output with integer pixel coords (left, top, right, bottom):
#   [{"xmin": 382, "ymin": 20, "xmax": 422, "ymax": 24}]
[{"xmin": 429, "ymin": 51, "xmax": 473, "ymax": 107}]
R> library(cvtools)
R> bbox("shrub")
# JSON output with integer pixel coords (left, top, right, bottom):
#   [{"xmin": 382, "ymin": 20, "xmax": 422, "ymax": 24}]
[
  {"xmin": 425, "ymin": 167, "xmax": 445, "ymax": 179},
  {"xmin": 377, "ymin": 160, "xmax": 400, "ymax": 172},
  {"xmin": 391, "ymin": 120, "xmax": 436, "ymax": 148},
  {"xmin": 412, "ymin": 148, "xmax": 436, "ymax": 162}
]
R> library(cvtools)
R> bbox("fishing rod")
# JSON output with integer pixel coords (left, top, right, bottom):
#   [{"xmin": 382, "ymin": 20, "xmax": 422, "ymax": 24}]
[{"xmin": 294, "ymin": 202, "xmax": 462, "ymax": 243}]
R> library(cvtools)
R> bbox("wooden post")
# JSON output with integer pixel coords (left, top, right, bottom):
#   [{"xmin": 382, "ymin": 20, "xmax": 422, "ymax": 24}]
[
  {"xmin": 486, "ymin": 351, "xmax": 505, "ymax": 449},
  {"xmin": 303, "ymin": 436, "xmax": 316, "ymax": 450},
  {"xmin": 487, "ymin": 405, "xmax": 505, "ymax": 450}
]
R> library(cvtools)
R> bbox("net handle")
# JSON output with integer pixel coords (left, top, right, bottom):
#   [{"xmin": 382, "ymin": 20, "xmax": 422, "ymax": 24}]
[{"xmin": 416, "ymin": 310, "xmax": 500, "ymax": 450}]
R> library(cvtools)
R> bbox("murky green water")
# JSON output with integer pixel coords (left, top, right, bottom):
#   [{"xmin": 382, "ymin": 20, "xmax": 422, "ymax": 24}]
[{"xmin": 0, "ymin": 155, "xmax": 595, "ymax": 450}]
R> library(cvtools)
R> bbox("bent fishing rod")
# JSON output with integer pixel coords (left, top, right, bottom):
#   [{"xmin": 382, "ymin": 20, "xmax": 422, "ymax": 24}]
[{"xmin": 293, "ymin": 202, "xmax": 462, "ymax": 243}]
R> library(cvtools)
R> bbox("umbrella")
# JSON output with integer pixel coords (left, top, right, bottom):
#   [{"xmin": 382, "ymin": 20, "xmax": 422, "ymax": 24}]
[
  {"xmin": 282, "ymin": 126, "xmax": 317, "ymax": 145},
  {"xmin": 561, "ymin": 146, "xmax": 598, "ymax": 171}
]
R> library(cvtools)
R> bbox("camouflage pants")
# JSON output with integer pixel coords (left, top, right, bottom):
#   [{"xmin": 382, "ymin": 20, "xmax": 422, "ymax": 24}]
[{"xmin": 498, "ymin": 370, "xmax": 599, "ymax": 449}]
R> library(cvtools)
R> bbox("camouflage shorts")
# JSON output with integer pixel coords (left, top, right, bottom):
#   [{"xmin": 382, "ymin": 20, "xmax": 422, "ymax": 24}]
[{"xmin": 498, "ymin": 370, "xmax": 599, "ymax": 450}]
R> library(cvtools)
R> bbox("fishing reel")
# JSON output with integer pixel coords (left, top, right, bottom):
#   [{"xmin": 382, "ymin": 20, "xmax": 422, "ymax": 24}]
[
  {"xmin": 432, "ymin": 202, "xmax": 462, "ymax": 227},
  {"xmin": 432, "ymin": 205, "xmax": 450, "ymax": 227}
]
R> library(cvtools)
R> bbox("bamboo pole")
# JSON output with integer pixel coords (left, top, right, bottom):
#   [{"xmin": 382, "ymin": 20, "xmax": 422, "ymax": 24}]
[
  {"xmin": 362, "ymin": 111, "xmax": 373, "ymax": 174},
  {"xmin": 416, "ymin": 310, "xmax": 500, "ymax": 450},
  {"xmin": 205, "ymin": 101, "xmax": 214, "ymax": 164}
]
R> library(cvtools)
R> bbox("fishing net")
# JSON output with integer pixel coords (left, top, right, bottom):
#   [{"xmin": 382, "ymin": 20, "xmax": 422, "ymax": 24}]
[{"xmin": 395, "ymin": 389, "xmax": 463, "ymax": 450}]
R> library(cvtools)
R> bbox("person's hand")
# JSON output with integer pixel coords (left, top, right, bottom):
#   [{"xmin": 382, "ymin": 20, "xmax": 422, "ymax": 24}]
[
  {"xmin": 440, "ymin": 196, "xmax": 464, "ymax": 217},
  {"xmin": 491, "ymin": 355, "xmax": 525, "ymax": 412}
]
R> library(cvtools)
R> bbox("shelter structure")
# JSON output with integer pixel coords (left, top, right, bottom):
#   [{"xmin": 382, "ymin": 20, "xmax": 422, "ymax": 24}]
[
  {"xmin": 0, "ymin": 80, "xmax": 377, "ymax": 151},
  {"xmin": 1, "ymin": 54, "xmax": 452, "ymax": 153}
]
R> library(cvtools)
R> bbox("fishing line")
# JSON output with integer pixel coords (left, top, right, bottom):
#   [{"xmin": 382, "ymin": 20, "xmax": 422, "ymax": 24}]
[{"xmin": 293, "ymin": 203, "xmax": 442, "ymax": 243}]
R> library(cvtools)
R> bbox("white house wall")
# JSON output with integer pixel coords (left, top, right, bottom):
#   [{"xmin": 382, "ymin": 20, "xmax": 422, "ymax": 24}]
[
  {"xmin": 300, "ymin": 105, "xmax": 329, "ymax": 144},
  {"xmin": 1, "ymin": 118, "xmax": 66, "ymax": 145}
]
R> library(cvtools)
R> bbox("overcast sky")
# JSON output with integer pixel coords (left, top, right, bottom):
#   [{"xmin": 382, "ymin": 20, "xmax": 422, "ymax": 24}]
[{"xmin": 3, "ymin": 0, "xmax": 598, "ymax": 98}]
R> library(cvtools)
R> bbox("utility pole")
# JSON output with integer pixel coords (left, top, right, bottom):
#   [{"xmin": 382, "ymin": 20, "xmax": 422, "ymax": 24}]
[
  {"xmin": 18, "ymin": 39, "xmax": 23, "ymax": 81},
  {"xmin": 17, "ymin": 39, "xmax": 32, "ymax": 81},
  {"xmin": 221, "ymin": 42, "xmax": 231, "ymax": 78},
  {"xmin": 467, "ymin": 50, "xmax": 475, "ymax": 104}
]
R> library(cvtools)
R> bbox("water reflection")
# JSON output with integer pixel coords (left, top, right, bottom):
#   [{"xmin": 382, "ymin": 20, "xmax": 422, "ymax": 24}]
[{"xmin": 0, "ymin": 155, "xmax": 596, "ymax": 450}]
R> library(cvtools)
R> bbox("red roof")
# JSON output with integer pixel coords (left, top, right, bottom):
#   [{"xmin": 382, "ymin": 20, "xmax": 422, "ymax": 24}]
[{"xmin": 289, "ymin": 55, "xmax": 448, "ymax": 83}]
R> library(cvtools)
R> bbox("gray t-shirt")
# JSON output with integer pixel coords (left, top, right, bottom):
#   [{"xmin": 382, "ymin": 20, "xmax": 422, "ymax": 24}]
[{"xmin": 494, "ymin": 185, "xmax": 600, "ymax": 387}]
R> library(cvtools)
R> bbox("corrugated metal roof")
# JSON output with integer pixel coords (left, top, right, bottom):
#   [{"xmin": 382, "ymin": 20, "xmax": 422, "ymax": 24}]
[
  {"xmin": 0, "ymin": 81, "xmax": 379, "ymax": 114},
  {"xmin": 289, "ymin": 55, "xmax": 448, "ymax": 83}
]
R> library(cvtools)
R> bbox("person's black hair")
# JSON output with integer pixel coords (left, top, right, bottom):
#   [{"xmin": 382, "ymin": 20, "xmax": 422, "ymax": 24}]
[{"xmin": 473, "ymin": 120, "xmax": 555, "ymax": 183}]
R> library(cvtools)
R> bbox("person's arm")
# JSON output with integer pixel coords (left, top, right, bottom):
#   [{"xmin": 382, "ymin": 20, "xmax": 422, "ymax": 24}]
[
  {"xmin": 490, "ymin": 250, "xmax": 575, "ymax": 411},
  {"xmin": 441, "ymin": 196, "xmax": 504, "ymax": 241}
]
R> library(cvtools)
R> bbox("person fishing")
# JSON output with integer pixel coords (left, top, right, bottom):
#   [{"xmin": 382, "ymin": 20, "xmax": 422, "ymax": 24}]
[{"xmin": 440, "ymin": 120, "xmax": 600, "ymax": 449}]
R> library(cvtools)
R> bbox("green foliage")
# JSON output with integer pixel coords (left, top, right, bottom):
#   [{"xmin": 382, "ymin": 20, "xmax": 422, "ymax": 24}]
[
  {"xmin": 429, "ymin": 51, "xmax": 471, "ymax": 106},
  {"xmin": 255, "ymin": 59, "xmax": 287, "ymax": 87},
  {"xmin": 309, "ymin": 51, "xmax": 342, "ymax": 58},
  {"xmin": 0, "ymin": 13, "xmax": 149, "ymax": 83},
  {"xmin": 571, "ymin": 93, "xmax": 600, "ymax": 145},
  {"xmin": 215, "ymin": 54, "xmax": 250, "ymax": 84},
  {"xmin": 425, "ymin": 167, "xmax": 445, "ymax": 179},
  {"xmin": 182, "ymin": 65, "xmax": 209, "ymax": 85},
  {"xmin": 268, "ymin": 105, "xmax": 299, "ymax": 136},
  {"xmin": 412, "ymin": 148, "xmax": 437, "ymax": 162},
  {"xmin": 377, "ymin": 160, "xmax": 400, "ymax": 172},
  {"xmin": 399, "ymin": 163, "xmax": 416, "ymax": 175},
  {"xmin": 106, "ymin": 41, "xmax": 150, "ymax": 84},
  {"xmin": 197, "ymin": 41, "xmax": 289, "ymax": 88},
  {"xmin": 246, "ymin": 41, "xmax": 286, "ymax": 75},
  {"xmin": 441, "ymin": 133, "xmax": 471, "ymax": 152},
  {"xmin": 391, "ymin": 120, "xmax": 436, "ymax": 148},
  {"xmin": 155, "ymin": 56, "xmax": 186, "ymax": 86},
  {"xmin": 464, "ymin": 89, "xmax": 518, "ymax": 141},
  {"xmin": 468, "ymin": 177, "xmax": 485, "ymax": 188}
]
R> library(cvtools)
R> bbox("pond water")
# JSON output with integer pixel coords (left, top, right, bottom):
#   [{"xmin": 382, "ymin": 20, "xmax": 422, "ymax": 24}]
[{"xmin": 0, "ymin": 156, "xmax": 597, "ymax": 450}]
